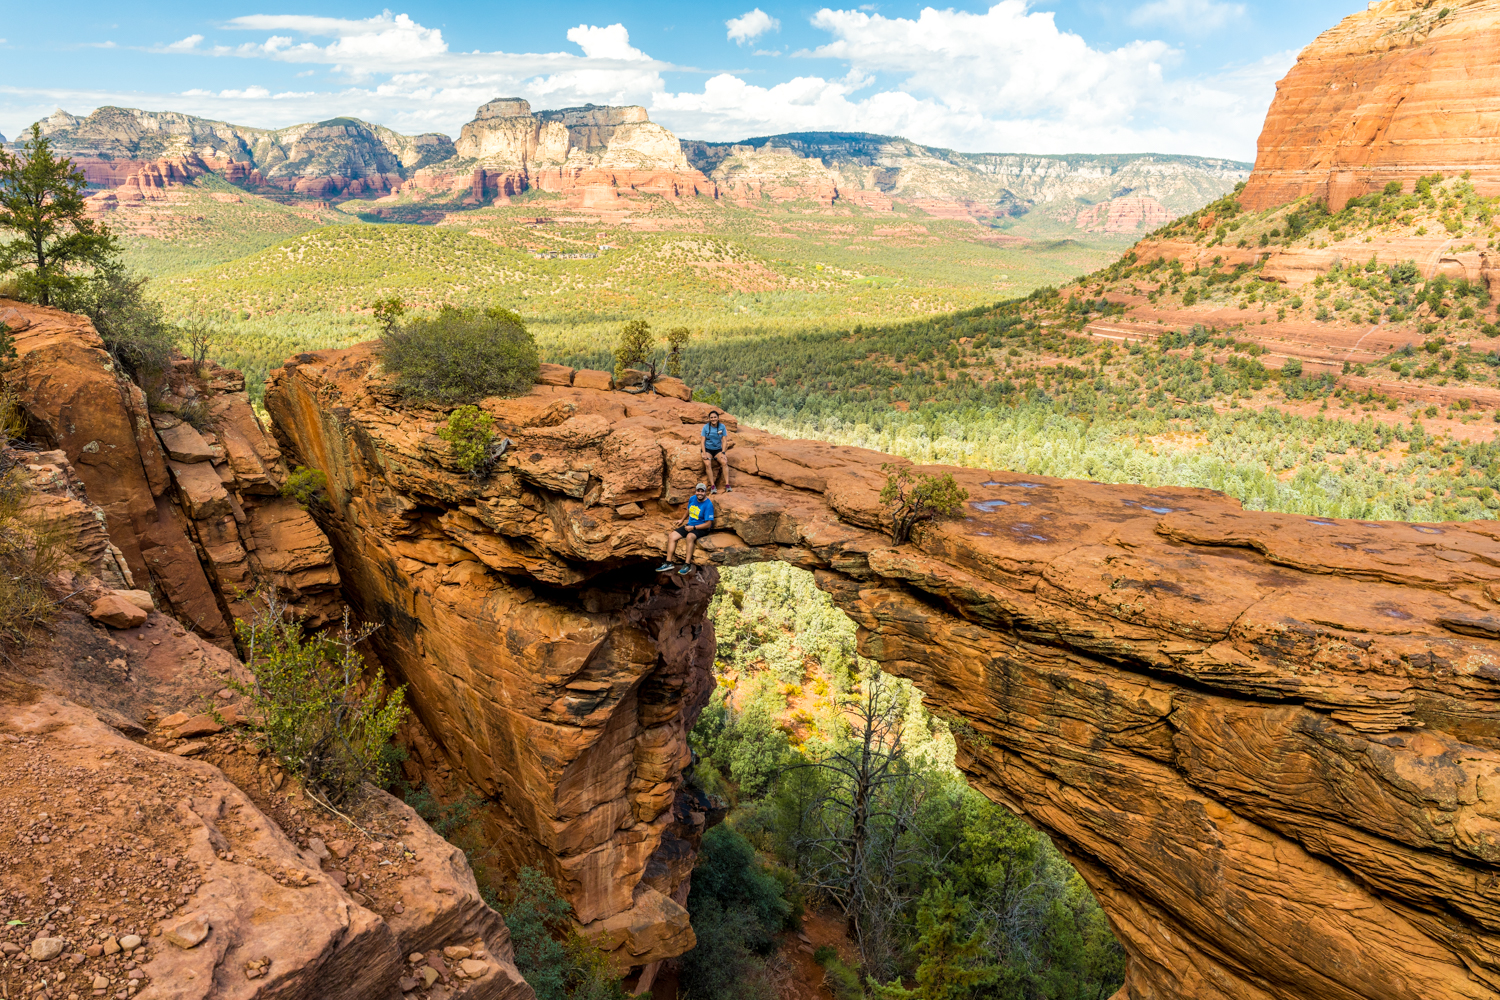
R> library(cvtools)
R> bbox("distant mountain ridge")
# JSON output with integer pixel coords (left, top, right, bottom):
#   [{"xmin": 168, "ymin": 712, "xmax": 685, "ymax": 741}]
[
  {"xmin": 20, "ymin": 103, "xmax": 1250, "ymax": 230},
  {"xmin": 683, "ymin": 132, "xmax": 1249, "ymax": 227}
]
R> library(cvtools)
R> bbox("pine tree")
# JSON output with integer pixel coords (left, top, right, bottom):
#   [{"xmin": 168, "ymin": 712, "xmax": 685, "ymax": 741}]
[
  {"xmin": 869, "ymin": 881, "xmax": 994, "ymax": 1000},
  {"xmin": 665, "ymin": 326, "xmax": 690, "ymax": 377},
  {"xmin": 614, "ymin": 319, "xmax": 653, "ymax": 379},
  {"xmin": 0, "ymin": 123, "xmax": 119, "ymax": 305}
]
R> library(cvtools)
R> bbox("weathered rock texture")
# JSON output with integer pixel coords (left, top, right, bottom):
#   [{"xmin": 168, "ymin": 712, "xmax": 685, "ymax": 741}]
[
  {"xmin": 1242, "ymin": 0, "xmax": 1500, "ymax": 211},
  {"xmin": 410, "ymin": 99, "xmax": 714, "ymax": 207},
  {"xmin": 6, "ymin": 299, "xmax": 340, "ymax": 645},
  {"xmin": 270, "ymin": 343, "xmax": 1500, "ymax": 999},
  {"xmin": 264, "ymin": 356, "xmax": 717, "ymax": 970}
]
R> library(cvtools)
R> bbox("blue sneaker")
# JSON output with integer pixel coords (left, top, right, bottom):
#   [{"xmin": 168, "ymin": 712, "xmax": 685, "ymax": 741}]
[
  {"xmin": 678, "ymin": 565, "xmax": 694, "ymax": 575},
  {"xmin": 655, "ymin": 562, "xmax": 674, "ymax": 572}
]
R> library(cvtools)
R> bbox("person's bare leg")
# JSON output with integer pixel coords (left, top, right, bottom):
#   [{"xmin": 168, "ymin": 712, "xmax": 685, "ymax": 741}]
[
  {"xmin": 665, "ymin": 530, "xmax": 681, "ymax": 563},
  {"xmin": 682, "ymin": 533, "xmax": 697, "ymax": 564},
  {"xmin": 717, "ymin": 453, "xmax": 731, "ymax": 490},
  {"xmin": 702, "ymin": 454, "xmax": 717, "ymax": 490}
]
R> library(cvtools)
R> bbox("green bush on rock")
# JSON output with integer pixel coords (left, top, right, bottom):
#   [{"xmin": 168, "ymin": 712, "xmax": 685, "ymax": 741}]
[
  {"xmin": 229, "ymin": 596, "xmax": 408, "ymax": 806},
  {"xmin": 379, "ymin": 306, "xmax": 539, "ymax": 404}
]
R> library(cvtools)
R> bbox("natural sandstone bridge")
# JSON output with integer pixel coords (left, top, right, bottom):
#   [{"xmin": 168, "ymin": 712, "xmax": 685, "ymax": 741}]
[{"xmin": 269, "ymin": 343, "xmax": 1500, "ymax": 1000}]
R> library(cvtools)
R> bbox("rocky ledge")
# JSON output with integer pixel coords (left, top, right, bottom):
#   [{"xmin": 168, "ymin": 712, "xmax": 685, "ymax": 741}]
[{"xmin": 269, "ymin": 343, "xmax": 1500, "ymax": 1000}]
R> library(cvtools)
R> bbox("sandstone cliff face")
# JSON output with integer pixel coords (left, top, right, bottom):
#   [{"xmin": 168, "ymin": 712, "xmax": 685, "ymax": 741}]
[
  {"xmin": 1242, "ymin": 0, "xmax": 1500, "ymax": 211},
  {"xmin": 38, "ymin": 105, "xmax": 456, "ymax": 203},
  {"xmin": 5, "ymin": 300, "xmax": 341, "ymax": 645},
  {"xmin": 35, "ymin": 101, "xmax": 1243, "ymax": 226},
  {"xmin": 426, "ymin": 99, "xmax": 707, "ymax": 207},
  {"xmin": 685, "ymin": 133, "xmax": 1249, "ymax": 228},
  {"xmin": 1074, "ymin": 195, "xmax": 1173, "ymax": 233},
  {"xmin": 264, "ymin": 356, "xmax": 717, "ymax": 970},
  {"xmin": 269, "ymin": 345, "xmax": 1500, "ymax": 1000}
]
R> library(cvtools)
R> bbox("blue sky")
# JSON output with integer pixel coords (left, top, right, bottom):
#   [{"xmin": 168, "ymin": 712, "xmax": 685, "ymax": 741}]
[{"xmin": 0, "ymin": 1, "xmax": 1361, "ymax": 159}]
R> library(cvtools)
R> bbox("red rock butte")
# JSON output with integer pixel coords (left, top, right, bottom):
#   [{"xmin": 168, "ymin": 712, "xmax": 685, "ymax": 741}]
[
  {"xmin": 262, "ymin": 343, "xmax": 1500, "ymax": 1000},
  {"xmin": 1242, "ymin": 0, "xmax": 1500, "ymax": 211}
]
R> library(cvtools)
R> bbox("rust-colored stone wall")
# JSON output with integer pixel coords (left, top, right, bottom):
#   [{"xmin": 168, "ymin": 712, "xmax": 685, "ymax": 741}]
[
  {"xmin": 267, "ymin": 343, "xmax": 1500, "ymax": 999},
  {"xmin": 5, "ymin": 300, "xmax": 341, "ymax": 646},
  {"xmin": 1242, "ymin": 0, "xmax": 1500, "ymax": 211},
  {"xmin": 265, "ymin": 359, "xmax": 716, "ymax": 970}
]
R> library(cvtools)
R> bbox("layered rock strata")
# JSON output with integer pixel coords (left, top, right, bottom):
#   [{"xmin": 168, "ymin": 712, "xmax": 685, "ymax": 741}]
[
  {"xmin": 37, "ymin": 106, "xmax": 456, "ymax": 204},
  {"xmin": 1242, "ymin": 0, "xmax": 1500, "ymax": 211},
  {"xmin": 271, "ymin": 344, "xmax": 1500, "ymax": 999},
  {"xmin": 6, "ymin": 300, "xmax": 340, "ymax": 645},
  {"xmin": 412, "ymin": 99, "xmax": 714, "ymax": 206}
]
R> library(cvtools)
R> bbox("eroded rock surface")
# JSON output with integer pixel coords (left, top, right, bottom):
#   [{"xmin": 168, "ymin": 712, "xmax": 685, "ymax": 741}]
[
  {"xmin": 7, "ymin": 300, "xmax": 341, "ymax": 644},
  {"xmin": 1242, "ymin": 0, "xmax": 1500, "ymax": 211},
  {"xmin": 269, "ymin": 342, "xmax": 1500, "ymax": 999}
]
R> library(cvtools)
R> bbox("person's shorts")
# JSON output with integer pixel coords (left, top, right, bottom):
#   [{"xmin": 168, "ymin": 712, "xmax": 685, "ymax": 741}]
[
  {"xmin": 684, "ymin": 525, "xmax": 711, "ymax": 539},
  {"xmin": 705, "ymin": 447, "xmax": 723, "ymax": 458}
]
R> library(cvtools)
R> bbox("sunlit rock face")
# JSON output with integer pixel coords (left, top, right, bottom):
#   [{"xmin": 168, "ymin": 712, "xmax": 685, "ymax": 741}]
[
  {"xmin": 1242, "ymin": 0, "xmax": 1500, "ymax": 211},
  {"xmin": 5, "ymin": 299, "xmax": 341, "ymax": 647},
  {"xmin": 267, "ymin": 343, "xmax": 1500, "ymax": 997}
]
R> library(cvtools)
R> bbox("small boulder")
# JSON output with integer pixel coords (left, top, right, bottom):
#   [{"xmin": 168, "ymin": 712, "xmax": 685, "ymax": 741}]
[
  {"xmin": 536, "ymin": 363, "xmax": 575, "ymax": 386},
  {"xmin": 572, "ymin": 369, "xmax": 613, "ymax": 391},
  {"xmin": 29, "ymin": 938, "xmax": 65, "ymax": 961},
  {"xmin": 102, "ymin": 936, "xmax": 121, "ymax": 956},
  {"xmin": 653, "ymin": 376, "xmax": 693, "ymax": 401},
  {"xmin": 157, "ymin": 711, "xmax": 191, "ymax": 730},
  {"xmin": 157, "ymin": 422, "xmax": 216, "ymax": 464},
  {"xmin": 172, "ymin": 714, "xmax": 223, "ymax": 739},
  {"xmin": 443, "ymin": 945, "xmax": 472, "ymax": 960},
  {"xmin": 112, "ymin": 590, "xmax": 156, "ymax": 613},
  {"xmin": 614, "ymin": 502, "xmax": 643, "ymax": 520},
  {"xmin": 307, "ymin": 837, "xmax": 331, "ymax": 861},
  {"xmin": 119, "ymin": 934, "xmax": 142, "ymax": 951},
  {"xmin": 420, "ymin": 965, "xmax": 440, "ymax": 988},
  {"xmin": 460, "ymin": 958, "xmax": 488, "ymax": 979},
  {"xmin": 89, "ymin": 595, "xmax": 147, "ymax": 629},
  {"xmin": 165, "ymin": 917, "xmax": 210, "ymax": 949}
]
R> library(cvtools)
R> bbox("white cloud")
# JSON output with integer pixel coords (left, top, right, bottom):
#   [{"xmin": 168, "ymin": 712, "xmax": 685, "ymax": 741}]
[
  {"xmin": 727, "ymin": 9, "xmax": 781, "ymax": 44},
  {"xmin": 166, "ymin": 34, "xmax": 203, "ymax": 51},
  {"xmin": 657, "ymin": 2, "xmax": 1287, "ymax": 157},
  {"xmin": 1128, "ymin": 0, "xmax": 1246, "ymax": 34},
  {"xmin": 565, "ymin": 23, "xmax": 651, "ymax": 61}
]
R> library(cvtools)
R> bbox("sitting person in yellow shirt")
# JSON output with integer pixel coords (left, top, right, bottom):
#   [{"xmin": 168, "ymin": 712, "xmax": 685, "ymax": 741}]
[{"xmin": 657, "ymin": 483, "xmax": 715, "ymax": 575}]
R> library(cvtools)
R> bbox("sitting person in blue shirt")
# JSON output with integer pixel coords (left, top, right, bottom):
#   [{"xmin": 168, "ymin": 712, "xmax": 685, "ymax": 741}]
[
  {"xmin": 657, "ymin": 483, "xmax": 715, "ymax": 575},
  {"xmin": 701, "ymin": 411, "xmax": 732, "ymax": 494}
]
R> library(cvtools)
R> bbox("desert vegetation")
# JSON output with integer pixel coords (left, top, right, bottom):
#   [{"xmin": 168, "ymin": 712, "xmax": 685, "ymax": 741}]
[{"xmin": 378, "ymin": 305, "xmax": 539, "ymax": 404}]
